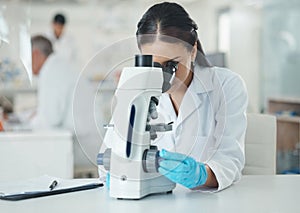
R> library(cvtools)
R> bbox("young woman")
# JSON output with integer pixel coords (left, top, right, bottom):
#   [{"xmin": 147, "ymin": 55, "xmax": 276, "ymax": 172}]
[
  {"xmin": 136, "ymin": 2, "xmax": 248, "ymax": 191},
  {"xmin": 99, "ymin": 2, "xmax": 248, "ymax": 192}
]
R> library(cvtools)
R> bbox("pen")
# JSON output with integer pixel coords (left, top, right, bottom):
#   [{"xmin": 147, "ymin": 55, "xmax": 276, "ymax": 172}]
[{"xmin": 49, "ymin": 180, "xmax": 58, "ymax": 191}]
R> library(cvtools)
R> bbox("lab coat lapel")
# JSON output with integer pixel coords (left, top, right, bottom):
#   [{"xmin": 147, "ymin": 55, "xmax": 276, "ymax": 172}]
[
  {"xmin": 177, "ymin": 66, "xmax": 214, "ymax": 126},
  {"xmin": 177, "ymin": 89, "xmax": 202, "ymax": 126}
]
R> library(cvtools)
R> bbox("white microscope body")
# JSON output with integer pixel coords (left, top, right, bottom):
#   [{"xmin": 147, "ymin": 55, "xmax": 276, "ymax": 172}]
[{"xmin": 98, "ymin": 55, "xmax": 176, "ymax": 199}]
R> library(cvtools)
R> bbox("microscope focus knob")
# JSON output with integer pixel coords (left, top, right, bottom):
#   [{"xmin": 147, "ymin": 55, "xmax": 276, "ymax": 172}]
[
  {"xmin": 97, "ymin": 148, "xmax": 111, "ymax": 171},
  {"xmin": 142, "ymin": 146, "xmax": 160, "ymax": 173}
]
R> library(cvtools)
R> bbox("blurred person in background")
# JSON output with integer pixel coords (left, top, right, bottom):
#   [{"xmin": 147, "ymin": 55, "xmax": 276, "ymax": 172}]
[
  {"xmin": 31, "ymin": 35, "xmax": 76, "ymax": 130},
  {"xmin": 31, "ymin": 35, "xmax": 102, "ymax": 176},
  {"xmin": 45, "ymin": 13, "xmax": 77, "ymax": 63}
]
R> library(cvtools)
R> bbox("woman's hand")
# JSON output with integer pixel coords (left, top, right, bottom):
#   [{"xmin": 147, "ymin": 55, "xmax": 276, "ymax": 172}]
[{"xmin": 158, "ymin": 149, "xmax": 208, "ymax": 189}]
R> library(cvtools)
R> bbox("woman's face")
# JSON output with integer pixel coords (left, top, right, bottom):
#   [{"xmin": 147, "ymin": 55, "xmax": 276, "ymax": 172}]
[{"xmin": 141, "ymin": 40, "xmax": 196, "ymax": 93}]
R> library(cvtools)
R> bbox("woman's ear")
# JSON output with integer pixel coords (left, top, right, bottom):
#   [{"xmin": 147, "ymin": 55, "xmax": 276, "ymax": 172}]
[{"xmin": 191, "ymin": 42, "xmax": 197, "ymax": 62}]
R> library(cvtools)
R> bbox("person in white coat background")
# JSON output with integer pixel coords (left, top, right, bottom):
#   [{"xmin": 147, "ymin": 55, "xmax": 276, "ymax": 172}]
[
  {"xmin": 45, "ymin": 13, "xmax": 77, "ymax": 63},
  {"xmin": 31, "ymin": 35, "xmax": 76, "ymax": 130},
  {"xmin": 100, "ymin": 2, "xmax": 248, "ymax": 191},
  {"xmin": 31, "ymin": 35, "xmax": 103, "ymax": 174}
]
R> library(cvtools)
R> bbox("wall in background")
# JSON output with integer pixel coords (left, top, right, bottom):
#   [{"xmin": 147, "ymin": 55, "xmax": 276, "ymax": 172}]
[
  {"xmin": 229, "ymin": 3, "xmax": 262, "ymax": 112},
  {"xmin": 2, "ymin": 0, "xmax": 263, "ymax": 112},
  {"xmin": 261, "ymin": 1, "xmax": 300, "ymax": 111}
]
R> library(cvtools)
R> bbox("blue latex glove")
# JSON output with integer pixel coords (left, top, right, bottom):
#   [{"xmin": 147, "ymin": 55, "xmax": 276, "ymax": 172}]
[{"xmin": 158, "ymin": 149, "xmax": 208, "ymax": 189}]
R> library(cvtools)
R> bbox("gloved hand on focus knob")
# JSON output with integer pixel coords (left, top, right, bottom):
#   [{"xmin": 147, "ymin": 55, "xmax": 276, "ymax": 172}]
[{"xmin": 158, "ymin": 149, "xmax": 208, "ymax": 189}]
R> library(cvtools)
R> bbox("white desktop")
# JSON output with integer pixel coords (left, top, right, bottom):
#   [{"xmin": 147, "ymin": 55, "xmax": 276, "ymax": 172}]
[{"xmin": 0, "ymin": 175, "xmax": 299, "ymax": 213}]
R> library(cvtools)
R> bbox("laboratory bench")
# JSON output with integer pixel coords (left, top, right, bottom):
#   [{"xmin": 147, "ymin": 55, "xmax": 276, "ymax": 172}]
[{"xmin": 0, "ymin": 175, "xmax": 299, "ymax": 213}]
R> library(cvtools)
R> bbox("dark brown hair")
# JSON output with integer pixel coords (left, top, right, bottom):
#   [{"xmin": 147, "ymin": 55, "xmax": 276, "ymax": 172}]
[{"xmin": 136, "ymin": 2, "xmax": 211, "ymax": 67}]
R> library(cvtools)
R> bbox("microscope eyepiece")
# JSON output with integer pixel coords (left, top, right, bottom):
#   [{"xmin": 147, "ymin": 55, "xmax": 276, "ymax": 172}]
[{"xmin": 135, "ymin": 55, "xmax": 153, "ymax": 67}]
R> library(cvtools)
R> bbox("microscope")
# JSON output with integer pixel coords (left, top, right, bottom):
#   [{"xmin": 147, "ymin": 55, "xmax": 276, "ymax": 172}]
[{"xmin": 97, "ymin": 55, "xmax": 177, "ymax": 199}]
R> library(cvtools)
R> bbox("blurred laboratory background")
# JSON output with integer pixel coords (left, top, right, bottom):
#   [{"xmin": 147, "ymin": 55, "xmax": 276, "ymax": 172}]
[{"xmin": 0, "ymin": 0, "xmax": 300, "ymax": 180}]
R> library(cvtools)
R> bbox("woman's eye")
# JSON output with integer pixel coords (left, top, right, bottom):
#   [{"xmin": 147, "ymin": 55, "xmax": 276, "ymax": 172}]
[
  {"xmin": 164, "ymin": 61, "xmax": 179, "ymax": 67},
  {"xmin": 164, "ymin": 61, "xmax": 179, "ymax": 72}
]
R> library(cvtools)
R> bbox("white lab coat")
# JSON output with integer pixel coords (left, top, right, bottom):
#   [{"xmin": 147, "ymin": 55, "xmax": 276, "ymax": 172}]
[
  {"xmin": 31, "ymin": 53, "xmax": 77, "ymax": 130},
  {"xmin": 100, "ymin": 65, "xmax": 248, "ymax": 191},
  {"xmin": 45, "ymin": 30, "xmax": 77, "ymax": 62},
  {"xmin": 153, "ymin": 65, "xmax": 248, "ymax": 191},
  {"xmin": 31, "ymin": 53, "xmax": 104, "ymax": 168}
]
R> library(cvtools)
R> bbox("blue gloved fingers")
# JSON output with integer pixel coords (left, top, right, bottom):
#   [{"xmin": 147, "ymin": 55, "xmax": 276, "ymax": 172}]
[
  {"xmin": 158, "ymin": 167, "xmax": 191, "ymax": 186},
  {"xmin": 158, "ymin": 150, "xmax": 209, "ymax": 189},
  {"xmin": 159, "ymin": 149, "xmax": 189, "ymax": 161},
  {"xmin": 159, "ymin": 150, "xmax": 197, "ymax": 174},
  {"xmin": 196, "ymin": 163, "xmax": 209, "ymax": 186},
  {"xmin": 159, "ymin": 159, "xmax": 190, "ymax": 173},
  {"xmin": 158, "ymin": 166, "xmax": 170, "ymax": 177},
  {"xmin": 159, "ymin": 158, "xmax": 199, "ymax": 184},
  {"xmin": 158, "ymin": 167, "xmax": 184, "ymax": 181},
  {"xmin": 159, "ymin": 163, "xmax": 208, "ymax": 188}
]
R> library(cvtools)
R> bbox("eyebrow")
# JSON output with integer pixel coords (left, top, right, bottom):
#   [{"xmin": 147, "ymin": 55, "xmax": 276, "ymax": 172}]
[{"xmin": 166, "ymin": 56, "xmax": 180, "ymax": 62}]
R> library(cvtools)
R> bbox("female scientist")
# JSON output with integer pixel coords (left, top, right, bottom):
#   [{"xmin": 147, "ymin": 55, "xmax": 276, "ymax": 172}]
[{"xmin": 100, "ymin": 2, "xmax": 248, "ymax": 192}]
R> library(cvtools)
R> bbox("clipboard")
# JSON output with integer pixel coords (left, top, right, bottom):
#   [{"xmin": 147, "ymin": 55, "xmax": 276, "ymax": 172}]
[
  {"xmin": 0, "ymin": 183, "xmax": 103, "ymax": 201},
  {"xmin": 0, "ymin": 176, "xmax": 104, "ymax": 201}
]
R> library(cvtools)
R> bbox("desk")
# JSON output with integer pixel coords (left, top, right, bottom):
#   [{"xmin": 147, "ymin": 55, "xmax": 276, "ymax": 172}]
[{"xmin": 0, "ymin": 175, "xmax": 298, "ymax": 213}]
